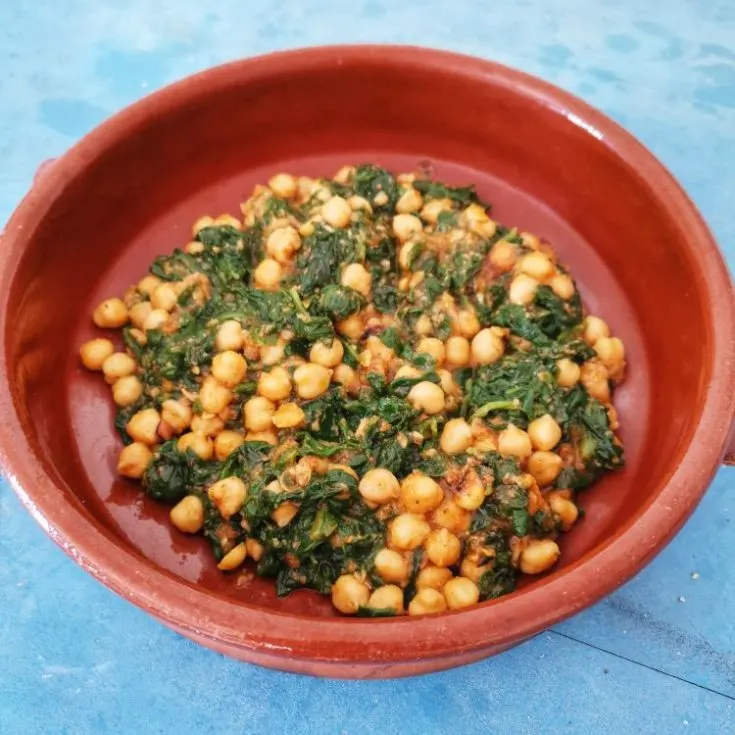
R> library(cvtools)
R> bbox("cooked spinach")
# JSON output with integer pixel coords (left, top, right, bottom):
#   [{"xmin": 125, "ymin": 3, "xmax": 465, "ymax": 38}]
[{"xmin": 95, "ymin": 165, "xmax": 626, "ymax": 617}]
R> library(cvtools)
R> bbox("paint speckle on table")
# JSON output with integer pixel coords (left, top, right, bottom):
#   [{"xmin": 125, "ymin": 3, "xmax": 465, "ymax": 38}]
[{"xmin": 1, "ymin": 1, "xmax": 734, "ymax": 734}]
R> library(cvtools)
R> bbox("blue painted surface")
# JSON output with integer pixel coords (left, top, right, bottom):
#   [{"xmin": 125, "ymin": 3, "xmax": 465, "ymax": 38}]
[{"xmin": 0, "ymin": 1, "xmax": 733, "ymax": 733}]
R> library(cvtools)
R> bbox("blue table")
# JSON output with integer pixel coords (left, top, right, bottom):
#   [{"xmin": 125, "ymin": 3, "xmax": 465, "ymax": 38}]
[{"xmin": 1, "ymin": 2, "xmax": 733, "ymax": 733}]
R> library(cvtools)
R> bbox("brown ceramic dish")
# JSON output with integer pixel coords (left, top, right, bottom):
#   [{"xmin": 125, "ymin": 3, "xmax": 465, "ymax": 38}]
[{"xmin": 1, "ymin": 46, "xmax": 733, "ymax": 678}]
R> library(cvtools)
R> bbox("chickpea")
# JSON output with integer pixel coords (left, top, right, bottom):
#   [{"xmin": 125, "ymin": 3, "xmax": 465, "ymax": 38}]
[
  {"xmin": 260, "ymin": 340, "xmax": 287, "ymax": 366},
  {"xmin": 498, "ymin": 423, "xmax": 532, "ymax": 459},
  {"xmin": 528, "ymin": 451, "xmax": 563, "ymax": 486},
  {"xmin": 268, "ymin": 172, "xmax": 298, "ymax": 198},
  {"xmin": 215, "ymin": 320, "xmax": 244, "ymax": 352},
  {"xmin": 117, "ymin": 442, "xmax": 153, "ymax": 479},
  {"xmin": 199, "ymin": 376, "xmax": 232, "ymax": 414},
  {"xmin": 160, "ymin": 399, "xmax": 192, "ymax": 435},
  {"xmin": 518, "ymin": 251, "xmax": 554, "ymax": 281},
  {"xmin": 332, "ymin": 363, "xmax": 360, "ymax": 393},
  {"xmin": 416, "ymin": 337, "xmax": 445, "ymax": 367},
  {"xmin": 245, "ymin": 538, "xmax": 265, "ymax": 561},
  {"xmin": 150, "ymin": 283, "xmax": 178, "ymax": 311},
  {"xmin": 257, "ymin": 366, "xmax": 292, "ymax": 401},
  {"xmin": 414, "ymin": 314, "xmax": 433, "ymax": 337},
  {"xmin": 93, "ymin": 298, "xmax": 129, "ymax": 328},
  {"xmin": 368, "ymin": 585, "xmax": 404, "ymax": 614},
  {"xmin": 519, "ymin": 539, "xmax": 560, "ymax": 575},
  {"xmin": 389, "ymin": 513, "xmax": 431, "ymax": 551},
  {"xmin": 431, "ymin": 499, "xmax": 470, "ymax": 535},
  {"xmin": 331, "ymin": 574, "xmax": 371, "ymax": 615},
  {"xmin": 445, "ymin": 336, "xmax": 470, "ymax": 367},
  {"xmin": 177, "ymin": 431, "xmax": 214, "ymax": 460},
  {"xmin": 416, "ymin": 566, "xmax": 453, "ymax": 591},
  {"xmin": 336, "ymin": 313, "xmax": 364, "ymax": 340},
  {"xmin": 425, "ymin": 528, "xmax": 461, "ymax": 567},
  {"xmin": 143, "ymin": 309, "xmax": 169, "ymax": 331},
  {"xmin": 556, "ymin": 358, "xmax": 581, "ymax": 387},
  {"xmin": 191, "ymin": 215, "xmax": 214, "ymax": 235},
  {"xmin": 247, "ymin": 429, "xmax": 278, "ymax": 445},
  {"xmin": 129, "ymin": 301, "xmax": 153, "ymax": 330},
  {"xmin": 112, "ymin": 375, "xmax": 143, "ymax": 407},
  {"xmin": 396, "ymin": 187, "xmax": 423, "ymax": 214},
  {"xmin": 394, "ymin": 365, "xmax": 421, "ymax": 381},
  {"xmin": 489, "ymin": 240, "xmax": 517, "ymax": 272},
  {"xmin": 243, "ymin": 396, "xmax": 276, "ymax": 432},
  {"xmin": 439, "ymin": 364, "xmax": 460, "ymax": 397},
  {"xmin": 440, "ymin": 418, "xmax": 473, "ymax": 455},
  {"xmin": 184, "ymin": 241, "xmax": 205, "ymax": 255},
  {"xmin": 80, "ymin": 338, "xmax": 114, "ymax": 370},
  {"xmin": 126, "ymin": 408, "xmax": 161, "ymax": 445},
  {"xmin": 359, "ymin": 468, "xmax": 400, "ymax": 505},
  {"xmin": 455, "ymin": 309, "xmax": 481, "ymax": 339},
  {"xmin": 347, "ymin": 195, "xmax": 372, "ymax": 212},
  {"xmin": 208, "ymin": 476, "xmax": 247, "ymax": 518},
  {"xmin": 373, "ymin": 191, "xmax": 389, "ymax": 206},
  {"xmin": 527, "ymin": 414, "xmax": 562, "ymax": 451},
  {"xmin": 550, "ymin": 273, "xmax": 575, "ymax": 300},
  {"xmin": 137, "ymin": 274, "xmax": 161, "ymax": 296},
  {"xmin": 580, "ymin": 360, "xmax": 611, "ymax": 403},
  {"xmin": 170, "ymin": 495, "xmax": 205, "ymax": 534},
  {"xmin": 408, "ymin": 588, "xmax": 448, "ymax": 616},
  {"xmin": 407, "ymin": 381, "xmax": 445, "ymax": 415},
  {"xmin": 254, "ymin": 258, "xmax": 283, "ymax": 290},
  {"xmin": 508, "ymin": 274, "xmax": 539, "ymax": 305},
  {"xmin": 102, "ymin": 352, "xmax": 136, "ymax": 384},
  {"xmin": 128, "ymin": 328, "xmax": 147, "ymax": 346},
  {"xmin": 271, "ymin": 500, "xmax": 299, "ymax": 527},
  {"xmin": 215, "ymin": 213, "xmax": 241, "ymax": 229},
  {"xmin": 190, "ymin": 413, "xmax": 225, "ymax": 437},
  {"xmin": 471, "ymin": 328, "xmax": 504, "ymax": 365},
  {"xmin": 594, "ymin": 336, "xmax": 625, "ymax": 377},
  {"xmin": 310, "ymin": 339, "xmax": 344, "ymax": 368},
  {"xmin": 296, "ymin": 176, "xmax": 317, "ymax": 202},
  {"xmin": 293, "ymin": 363, "xmax": 332, "ymax": 400},
  {"xmin": 266, "ymin": 226, "xmax": 301, "ymax": 264},
  {"xmin": 400, "ymin": 472, "xmax": 444, "ymax": 514},
  {"xmin": 455, "ymin": 471, "xmax": 486, "ymax": 511},
  {"xmin": 459, "ymin": 558, "xmax": 486, "ymax": 583},
  {"xmin": 340, "ymin": 262, "xmax": 372, "ymax": 297},
  {"xmin": 272, "ymin": 402, "xmax": 305, "ymax": 429},
  {"xmin": 443, "ymin": 577, "xmax": 480, "ymax": 610},
  {"xmin": 582, "ymin": 316, "xmax": 610, "ymax": 345},
  {"xmin": 547, "ymin": 491, "xmax": 579, "ymax": 531},
  {"xmin": 420, "ymin": 197, "xmax": 452, "ymax": 224},
  {"xmin": 211, "ymin": 350, "xmax": 247, "ymax": 388},
  {"xmin": 373, "ymin": 547, "xmax": 409, "ymax": 584},
  {"xmin": 321, "ymin": 196, "xmax": 352, "ymax": 228},
  {"xmin": 521, "ymin": 231, "xmax": 540, "ymax": 249},
  {"xmin": 398, "ymin": 241, "xmax": 421, "ymax": 271},
  {"xmin": 392, "ymin": 213, "xmax": 423, "ymax": 242},
  {"xmin": 217, "ymin": 542, "xmax": 248, "ymax": 572},
  {"xmin": 332, "ymin": 166, "xmax": 357, "ymax": 186},
  {"xmin": 213, "ymin": 430, "xmax": 245, "ymax": 460}
]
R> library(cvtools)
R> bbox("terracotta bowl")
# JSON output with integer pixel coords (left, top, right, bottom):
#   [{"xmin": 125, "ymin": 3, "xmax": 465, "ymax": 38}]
[{"xmin": 1, "ymin": 46, "xmax": 733, "ymax": 679}]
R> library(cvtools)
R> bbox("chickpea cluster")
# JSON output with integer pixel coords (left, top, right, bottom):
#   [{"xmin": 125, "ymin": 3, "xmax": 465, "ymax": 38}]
[{"xmin": 80, "ymin": 164, "xmax": 626, "ymax": 617}]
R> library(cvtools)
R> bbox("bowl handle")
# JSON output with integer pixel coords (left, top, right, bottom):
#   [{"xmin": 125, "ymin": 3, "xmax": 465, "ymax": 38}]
[{"xmin": 725, "ymin": 421, "xmax": 735, "ymax": 466}]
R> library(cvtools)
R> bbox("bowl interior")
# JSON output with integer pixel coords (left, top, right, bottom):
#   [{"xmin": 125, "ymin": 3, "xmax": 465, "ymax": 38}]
[{"xmin": 6, "ymin": 53, "xmax": 710, "ymax": 617}]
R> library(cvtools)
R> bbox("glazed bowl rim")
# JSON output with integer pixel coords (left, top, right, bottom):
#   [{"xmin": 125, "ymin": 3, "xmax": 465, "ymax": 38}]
[{"xmin": 1, "ymin": 44, "xmax": 733, "ymax": 665}]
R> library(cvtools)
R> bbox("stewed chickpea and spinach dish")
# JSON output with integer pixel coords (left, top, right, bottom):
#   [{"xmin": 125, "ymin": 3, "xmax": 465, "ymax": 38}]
[{"xmin": 80, "ymin": 164, "xmax": 626, "ymax": 617}]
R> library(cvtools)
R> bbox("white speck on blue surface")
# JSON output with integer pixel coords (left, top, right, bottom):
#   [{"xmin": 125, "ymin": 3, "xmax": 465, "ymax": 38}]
[{"xmin": 0, "ymin": 1, "xmax": 734, "ymax": 734}]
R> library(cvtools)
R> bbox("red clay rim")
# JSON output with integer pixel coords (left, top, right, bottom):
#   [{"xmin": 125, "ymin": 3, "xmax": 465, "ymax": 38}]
[{"xmin": 1, "ymin": 45, "xmax": 734, "ymax": 665}]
